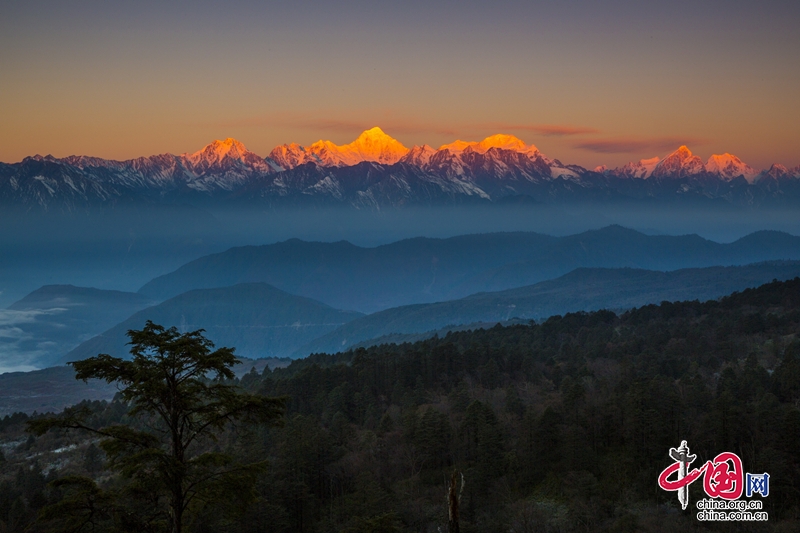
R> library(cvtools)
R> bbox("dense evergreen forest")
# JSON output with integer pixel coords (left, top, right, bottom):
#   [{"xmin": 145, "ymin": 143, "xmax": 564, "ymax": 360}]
[{"xmin": 2, "ymin": 278, "xmax": 800, "ymax": 532}]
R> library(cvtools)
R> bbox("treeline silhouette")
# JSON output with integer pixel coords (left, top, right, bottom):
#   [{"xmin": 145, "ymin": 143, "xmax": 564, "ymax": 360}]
[{"xmin": 2, "ymin": 278, "xmax": 800, "ymax": 532}]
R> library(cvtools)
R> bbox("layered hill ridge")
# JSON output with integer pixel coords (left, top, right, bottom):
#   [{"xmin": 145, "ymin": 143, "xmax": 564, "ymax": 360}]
[
  {"xmin": 5, "ymin": 228, "xmax": 800, "ymax": 368},
  {"xmin": 2, "ymin": 128, "xmax": 799, "ymax": 210},
  {"xmin": 62, "ymin": 283, "xmax": 364, "ymax": 363},
  {"xmin": 295, "ymin": 261, "xmax": 800, "ymax": 356},
  {"xmin": 137, "ymin": 226, "xmax": 800, "ymax": 314}
]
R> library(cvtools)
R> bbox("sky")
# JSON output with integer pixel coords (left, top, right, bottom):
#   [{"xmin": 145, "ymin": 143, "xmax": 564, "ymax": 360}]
[{"xmin": 1, "ymin": 0, "xmax": 799, "ymax": 169}]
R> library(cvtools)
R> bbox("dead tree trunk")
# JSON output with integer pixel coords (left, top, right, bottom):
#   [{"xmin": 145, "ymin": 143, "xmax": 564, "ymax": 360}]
[{"xmin": 448, "ymin": 470, "xmax": 463, "ymax": 533}]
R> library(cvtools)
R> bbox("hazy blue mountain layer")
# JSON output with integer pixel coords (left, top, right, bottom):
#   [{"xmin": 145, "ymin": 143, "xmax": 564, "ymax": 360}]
[
  {"xmin": 0, "ymin": 205, "xmax": 227, "ymax": 309},
  {"xmin": 63, "ymin": 283, "xmax": 363, "ymax": 363},
  {"xmin": 139, "ymin": 226, "xmax": 800, "ymax": 313},
  {"xmin": 295, "ymin": 262, "xmax": 800, "ymax": 356}
]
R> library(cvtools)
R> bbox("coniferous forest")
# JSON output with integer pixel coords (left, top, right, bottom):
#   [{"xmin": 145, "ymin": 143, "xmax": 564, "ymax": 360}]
[{"xmin": 1, "ymin": 278, "xmax": 800, "ymax": 533}]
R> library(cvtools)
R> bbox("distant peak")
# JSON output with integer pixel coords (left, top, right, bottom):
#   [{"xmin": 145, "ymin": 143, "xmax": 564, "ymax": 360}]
[
  {"xmin": 649, "ymin": 145, "xmax": 705, "ymax": 178},
  {"xmin": 351, "ymin": 127, "xmax": 405, "ymax": 147},
  {"xmin": 271, "ymin": 127, "xmax": 409, "ymax": 168},
  {"xmin": 357, "ymin": 126, "xmax": 390, "ymax": 139},
  {"xmin": 210, "ymin": 137, "xmax": 241, "ymax": 146},
  {"xmin": 661, "ymin": 145, "xmax": 698, "ymax": 163},
  {"xmin": 479, "ymin": 133, "xmax": 535, "ymax": 153},
  {"xmin": 437, "ymin": 139, "xmax": 476, "ymax": 153},
  {"xmin": 183, "ymin": 137, "xmax": 259, "ymax": 169},
  {"xmin": 197, "ymin": 138, "xmax": 248, "ymax": 155},
  {"xmin": 399, "ymin": 144, "xmax": 437, "ymax": 166},
  {"xmin": 438, "ymin": 134, "xmax": 538, "ymax": 155},
  {"xmin": 347, "ymin": 127, "xmax": 408, "ymax": 163},
  {"xmin": 705, "ymin": 153, "xmax": 759, "ymax": 182}
]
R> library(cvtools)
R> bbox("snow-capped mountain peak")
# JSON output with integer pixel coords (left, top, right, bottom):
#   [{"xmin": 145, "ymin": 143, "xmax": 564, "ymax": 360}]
[
  {"xmin": 4, "ymin": 132, "xmax": 800, "ymax": 211},
  {"xmin": 269, "ymin": 127, "xmax": 409, "ymax": 169},
  {"xmin": 180, "ymin": 138, "xmax": 275, "ymax": 178},
  {"xmin": 346, "ymin": 126, "xmax": 409, "ymax": 164},
  {"xmin": 399, "ymin": 145, "xmax": 437, "ymax": 167},
  {"xmin": 651, "ymin": 146, "xmax": 705, "ymax": 178},
  {"xmin": 765, "ymin": 163, "xmax": 790, "ymax": 179},
  {"xmin": 705, "ymin": 153, "xmax": 759, "ymax": 182},
  {"xmin": 478, "ymin": 134, "xmax": 537, "ymax": 154},
  {"xmin": 437, "ymin": 139, "xmax": 477, "ymax": 155},
  {"xmin": 268, "ymin": 142, "xmax": 318, "ymax": 170},
  {"xmin": 611, "ymin": 156, "xmax": 662, "ymax": 179},
  {"xmin": 438, "ymin": 134, "xmax": 538, "ymax": 156},
  {"xmin": 189, "ymin": 138, "xmax": 246, "ymax": 160}
]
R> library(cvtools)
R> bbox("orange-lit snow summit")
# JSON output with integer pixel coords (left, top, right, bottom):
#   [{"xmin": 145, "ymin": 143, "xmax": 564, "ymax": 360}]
[
  {"xmin": 270, "ymin": 129, "xmax": 546, "ymax": 170},
  {"xmin": 438, "ymin": 134, "xmax": 539, "ymax": 156},
  {"xmin": 269, "ymin": 127, "xmax": 409, "ymax": 169},
  {"xmin": 182, "ymin": 138, "xmax": 275, "ymax": 175},
  {"xmin": 609, "ymin": 146, "xmax": 761, "ymax": 182}
]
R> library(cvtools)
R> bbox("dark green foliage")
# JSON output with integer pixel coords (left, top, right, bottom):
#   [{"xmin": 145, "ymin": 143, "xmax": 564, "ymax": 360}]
[
  {"xmin": 37, "ymin": 476, "xmax": 116, "ymax": 533},
  {"xmin": 7, "ymin": 278, "xmax": 800, "ymax": 532},
  {"xmin": 0, "ymin": 412, "xmax": 30, "ymax": 433},
  {"xmin": 27, "ymin": 321, "xmax": 285, "ymax": 533},
  {"xmin": 83, "ymin": 443, "xmax": 103, "ymax": 474}
]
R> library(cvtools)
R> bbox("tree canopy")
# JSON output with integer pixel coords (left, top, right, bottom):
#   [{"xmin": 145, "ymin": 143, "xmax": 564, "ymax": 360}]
[{"xmin": 28, "ymin": 321, "xmax": 285, "ymax": 533}]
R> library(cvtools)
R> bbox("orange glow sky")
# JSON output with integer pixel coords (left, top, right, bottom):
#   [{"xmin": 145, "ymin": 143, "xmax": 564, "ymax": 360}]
[{"xmin": 1, "ymin": 0, "xmax": 799, "ymax": 169}]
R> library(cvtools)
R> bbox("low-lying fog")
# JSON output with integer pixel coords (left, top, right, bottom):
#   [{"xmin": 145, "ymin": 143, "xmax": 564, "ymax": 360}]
[{"xmin": 2, "ymin": 203, "xmax": 799, "ymax": 309}]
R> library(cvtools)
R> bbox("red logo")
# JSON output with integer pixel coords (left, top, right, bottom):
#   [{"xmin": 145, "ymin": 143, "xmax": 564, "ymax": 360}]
[{"xmin": 658, "ymin": 441, "xmax": 745, "ymax": 508}]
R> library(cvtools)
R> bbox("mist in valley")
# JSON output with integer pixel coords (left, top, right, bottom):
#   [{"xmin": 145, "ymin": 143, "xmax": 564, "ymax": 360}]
[{"xmin": 1, "ymin": 202, "xmax": 799, "ymax": 376}]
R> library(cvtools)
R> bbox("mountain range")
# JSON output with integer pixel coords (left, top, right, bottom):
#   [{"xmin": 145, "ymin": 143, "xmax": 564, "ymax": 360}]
[
  {"xmin": 5, "ymin": 226, "xmax": 800, "ymax": 369},
  {"xmin": 2, "ymin": 128, "xmax": 799, "ymax": 210},
  {"xmin": 138, "ymin": 226, "xmax": 800, "ymax": 313},
  {"xmin": 36, "ymin": 260, "xmax": 800, "ymax": 367}
]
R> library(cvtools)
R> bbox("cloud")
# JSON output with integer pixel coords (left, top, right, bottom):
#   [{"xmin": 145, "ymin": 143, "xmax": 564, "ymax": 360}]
[
  {"xmin": 0, "ymin": 326, "xmax": 30, "ymax": 338},
  {"xmin": 0, "ymin": 337, "xmax": 45, "ymax": 374},
  {"xmin": 0, "ymin": 308, "xmax": 67, "ymax": 374},
  {"xmin": 575, "ymin": 136, "xmax": 710, "ymax": 154},
  {"xmin": 0, "ymin": 363, "xmax": 39, "ymax": 374},
  {"xmin": 0, "ymin": 308, "xmax": 65, "ymax": 326}
]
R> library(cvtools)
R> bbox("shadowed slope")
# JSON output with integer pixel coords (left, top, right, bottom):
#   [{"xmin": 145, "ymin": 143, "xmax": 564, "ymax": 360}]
[
  {"xmin": 295, "ymin": 262, "xmax": 800, "ymax": 356},
  {"xmin": 64, "ymin": 283, "xmax": 363, "ymax": 363}
]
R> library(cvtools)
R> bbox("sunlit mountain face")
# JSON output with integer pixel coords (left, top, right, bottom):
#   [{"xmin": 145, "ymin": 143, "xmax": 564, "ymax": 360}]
[
  {"xmin": 270, "ymin": 127, "xmax": 409, "ymax": 168},
  {"xmin": 1, "ymin": 128, "xmax": 798, "ymax": 211}
]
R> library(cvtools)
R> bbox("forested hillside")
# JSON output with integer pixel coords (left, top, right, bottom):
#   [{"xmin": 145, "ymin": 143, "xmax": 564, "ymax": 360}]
[{"xmin": 1, "ymin": 278, "xmax": 799, "ymax": 532}]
